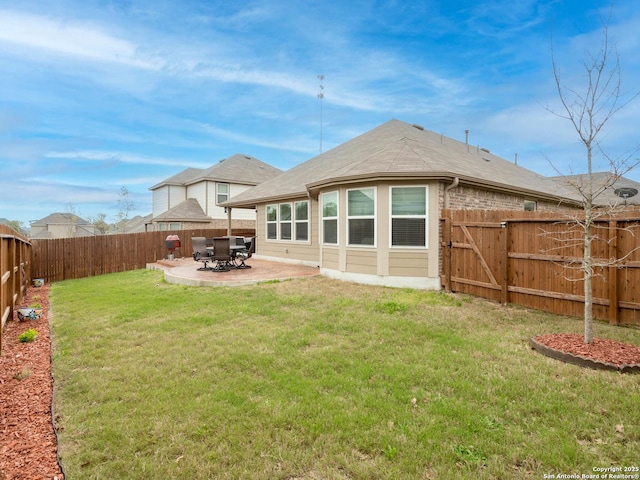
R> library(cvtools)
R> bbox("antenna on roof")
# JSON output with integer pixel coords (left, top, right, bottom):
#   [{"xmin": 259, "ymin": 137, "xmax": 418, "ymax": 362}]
[{"xmin": 317, "ymin": 74, "xmax": 325, "ymax": 154}]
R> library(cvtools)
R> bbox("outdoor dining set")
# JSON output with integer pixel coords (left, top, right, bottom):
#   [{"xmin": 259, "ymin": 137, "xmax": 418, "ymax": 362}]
[{"xmin": 191, "ymin": 236, "xmax": 255, "ymax": 272}]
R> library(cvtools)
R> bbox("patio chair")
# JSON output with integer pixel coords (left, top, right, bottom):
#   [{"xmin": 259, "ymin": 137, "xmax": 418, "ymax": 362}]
[
  {"xmin": 232, "ymin": 236, "xmax": 255, "ymax": 269},
  {"xmin": 211, "ymin": 237, "xmax": 232, "ymax": 272},
  {"xmin": 192, "ymin": 236, "xmax": 213, "ymax": 271}
]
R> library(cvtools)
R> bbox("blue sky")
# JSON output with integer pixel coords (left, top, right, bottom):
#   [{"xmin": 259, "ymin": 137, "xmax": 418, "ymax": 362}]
[{"xmin": 1, "ymin": 0, "xmax": 639, "ymax": 226}]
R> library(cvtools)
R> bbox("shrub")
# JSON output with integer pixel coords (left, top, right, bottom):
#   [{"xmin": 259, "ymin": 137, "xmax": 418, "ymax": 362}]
[{"xmin": 18, "ymin": 328, "xmax": 38, "ymax": 343}]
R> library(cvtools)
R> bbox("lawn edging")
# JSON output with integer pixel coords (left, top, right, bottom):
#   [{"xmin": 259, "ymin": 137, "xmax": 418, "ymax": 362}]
[{"xmin": 529, "ymin": 336, "xmax": 640, "ymax": 373}]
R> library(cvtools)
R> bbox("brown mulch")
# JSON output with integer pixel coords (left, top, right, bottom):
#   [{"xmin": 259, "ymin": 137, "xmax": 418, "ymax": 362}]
[
  {"xmin": 0, "ymin": 284, "xmax": 63, "ymax": 480},
  {"xmin": 1, "ymin": 285, "xmax": 640, "ymax": 480},
  {"xmin": 533, "ymin": 333, "xmax": 640, "ymax": 366}
]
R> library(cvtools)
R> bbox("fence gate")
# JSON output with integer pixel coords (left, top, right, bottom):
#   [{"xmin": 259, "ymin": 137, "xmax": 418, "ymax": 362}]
[{"xmin": 442, "ymin": 213, "xmax": 506, "ymax": 304}]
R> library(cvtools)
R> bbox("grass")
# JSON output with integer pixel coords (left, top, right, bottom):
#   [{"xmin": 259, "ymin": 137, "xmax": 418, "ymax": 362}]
[{"xmin": 51, "ymin": 270, "xmax": 640, "ymax": 479}]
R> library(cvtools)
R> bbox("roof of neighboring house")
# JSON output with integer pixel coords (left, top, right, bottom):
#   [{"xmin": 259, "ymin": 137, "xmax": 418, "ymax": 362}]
[
  {"xmin": 223, "ymin": 119, "xmax": 580, "ymax": 208},
  {"xmin": 550, "ymin": 172, "xmax": 640, "ymax": 206},
  {"xmin": 30, "ymin": 212, "xmax": 92, "ymax": 226},
  {"xmin": 149, "ymin": 154, "xmax": 282, "ymax": 190},
  {"xmin": 152, "ymin": 198, "xmax": 212, "ymax": 222}
]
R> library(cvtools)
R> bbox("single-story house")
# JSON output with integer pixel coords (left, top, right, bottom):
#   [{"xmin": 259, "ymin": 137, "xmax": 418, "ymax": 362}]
[
  {"xmin": 222, "ymin": 119, "xmax": 584, "ymax": 289},
  {"xmin": 148, "ymin": 154, "xmax": 282, "ymax": 231},
  {"xmin": 551, "ymin": 172, "xmax": 640, "ymax": 207}
]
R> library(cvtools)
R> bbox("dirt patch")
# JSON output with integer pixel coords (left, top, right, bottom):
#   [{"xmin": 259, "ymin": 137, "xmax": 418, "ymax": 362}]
[{"xmin": 0, "ymin": 284, "xmax": 63, "ymax": 480}]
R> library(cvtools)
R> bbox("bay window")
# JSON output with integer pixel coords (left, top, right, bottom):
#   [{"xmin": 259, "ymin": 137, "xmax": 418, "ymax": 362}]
[
  {"xmin": 391, "ymin": 186, "xmax": 427, "ymax": 247},
  {"xmin": 322, "ymin": 192, "xmax": 338, "ymax": 244},
  {"xmin": 347, "ymin": 188, "xmax": 375, "ymax": 246}
]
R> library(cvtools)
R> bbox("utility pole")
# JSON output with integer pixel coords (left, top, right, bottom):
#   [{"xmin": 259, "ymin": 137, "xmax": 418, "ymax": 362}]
[{"xmin": 317, "ymin": 74, "xmax": 324, "ymax": 153}]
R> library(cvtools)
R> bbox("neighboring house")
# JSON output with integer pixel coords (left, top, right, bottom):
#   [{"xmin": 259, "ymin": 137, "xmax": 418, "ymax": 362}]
[
  {"xmin": 551, "ymin": 172, "xmax": 640, "ymax": 207},
  {"xmin": 148, "ymin": 154, "xmax": 282, "ymax": 231},
  {"xmin": 223, "ymin": 119, "xmax": 584, "ymax": 289},
  {"xmin": 30, "ymin": 213, "xmax": 98, "ymax": 239}
]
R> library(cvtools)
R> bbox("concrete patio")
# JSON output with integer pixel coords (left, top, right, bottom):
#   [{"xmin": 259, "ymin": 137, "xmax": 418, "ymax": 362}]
[{"xmin": 147, "ymin": 256, "xmax": 320, "ymax": 287}]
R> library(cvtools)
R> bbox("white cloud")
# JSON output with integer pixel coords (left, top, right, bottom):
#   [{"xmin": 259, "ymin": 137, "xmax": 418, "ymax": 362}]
[
  {"xmin": 0, "ymin": 10, "xmax": 158, "ymax": 69},
  {"xmin": 45, "ymin": 150, "xmax": 212, "ymax": 169}
]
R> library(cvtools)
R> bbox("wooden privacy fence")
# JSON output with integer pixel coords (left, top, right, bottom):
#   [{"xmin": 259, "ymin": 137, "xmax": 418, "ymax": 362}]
[
  {"xmin": 31, "ymin": 228, "xmax": 255, "ymax": 283},
  {"xmin": 441, "ymin": 209, "xmax": 640, "ymax": 327},
  {"xmin": 1, "ymin": 225, "xmax": 31, "ymax": 355}
]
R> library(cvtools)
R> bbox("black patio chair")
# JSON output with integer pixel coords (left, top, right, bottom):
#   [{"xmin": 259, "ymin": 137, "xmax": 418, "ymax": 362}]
[
  {"xmin": 211, "ymin": 237, "xmax": 232, "ymax": 272},
  {"xmin": 232, "ymin": 236, "xmax": 255, "ymax": 269},
  {"xmin": 192, "ymin": 236, "xmax": 213, "ymax": 271}
]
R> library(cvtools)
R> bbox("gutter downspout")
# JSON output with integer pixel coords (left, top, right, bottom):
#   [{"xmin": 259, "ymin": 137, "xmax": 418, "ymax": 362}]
[{"xmin": 444, "ymin": 177, "xmax": 459, "ymax": 209}]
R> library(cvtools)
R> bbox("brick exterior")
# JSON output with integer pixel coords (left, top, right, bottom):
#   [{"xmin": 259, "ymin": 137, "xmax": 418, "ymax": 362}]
[{"xmin": 443, "ymin": 184, "xmax": 577, "ymax": 212}]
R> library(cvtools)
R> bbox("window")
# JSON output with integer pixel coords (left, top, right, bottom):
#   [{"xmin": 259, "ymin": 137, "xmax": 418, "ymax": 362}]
[
  {"xmin": 322, "ymin": 192, "xmax": 338, "ymax": 244},
  {"xmin": 266, "ymin": 204, "xmax": 277, "ymax": 239},
  {"xmin": 524, "ymin": 200, "xmax": 537, "ymax": 211},
  {"xmin": 266, "ymin": 201, "xmax": 310, "ymax": 242},
  {"xmin": 217, "ymin": 183, "xmax": 229, "ymax": 204},
  {"xmin": 279, "ymin": 203, "xmax": 292, "ymax": 240},
  {"xmin": 391, "ymin": 186, "xmax": 427, "ymax": 247},
  {"xmin": 294, "ymin": 201, "xmax": 309, "ymax": 241},
  {"xmin": 347, "ymin": 188, "xmax": 375, "ymax": 246},
  {"xmin": 169, "ymin": 222, "xmax": 181, "ymax": 230}
]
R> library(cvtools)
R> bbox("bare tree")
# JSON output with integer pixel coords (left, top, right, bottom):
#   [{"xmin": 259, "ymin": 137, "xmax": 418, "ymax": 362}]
[
  {"xmin": 116, "ymin": 186, "xmax": 135, "ymax": 234},
  {"xmin": 548, "ymin": 12, "xmax": 639, "ymax": 343}
]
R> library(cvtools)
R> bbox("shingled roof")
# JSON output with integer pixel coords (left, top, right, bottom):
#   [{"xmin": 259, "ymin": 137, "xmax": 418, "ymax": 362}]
[
  {"xmin": 153, "ymin": 198, "xmax": 211, "ymax": 222},
  {"xmin": 149, "ymin": 154, "xmax": 282, "ymax": 191},
  {"xmin": 550, "ymin": 172, "xmax": 640, "ymax": 206},
  {"xmin": 223, "ymin": 119, "xmax": 580, "ymax": 208}
]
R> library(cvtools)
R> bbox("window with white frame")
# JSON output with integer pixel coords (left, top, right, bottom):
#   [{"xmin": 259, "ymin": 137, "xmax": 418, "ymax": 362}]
[
  {"xmin": 294, "ymin": 201, "xmax": 309, "ymax": 241},
  {"xmin": 391, "ymin": 186, "xmax": 427, "ymax": 247},
  {"xmin": 322, "ymin": 192, "xmax": 338, "ymax": 244},
  {"xmin": 524, "ymin": 200, "xmax": 537, "ymax": 211},
  {"xmin": 279, "ymin": 203, "xmax": 292, "ymax": 240},
  {"xmin": 217, "ymin": 183, "xmax": 229, "ymax": 204},
  {"xmin": 266, "ymin": 204, "xmax": 277, "ymax": 239},
  {"xmin": 266, "ymin": 201, "xmax": 310, "ymax": 242},
  {"xmin": 347, "ymin": 187, "xmax": 375, "ymax": 246}
]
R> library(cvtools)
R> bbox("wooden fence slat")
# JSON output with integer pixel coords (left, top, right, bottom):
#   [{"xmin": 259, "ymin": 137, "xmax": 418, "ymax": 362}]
[{"xmin": 442, "ymin": 209, "xmax": 640, "ymax": 327}]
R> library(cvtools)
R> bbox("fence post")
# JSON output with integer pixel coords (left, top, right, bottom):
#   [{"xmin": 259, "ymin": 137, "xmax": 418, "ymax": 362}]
[
  {"xmin": 442, "ymin": 214, "xmax": 452, "ymax": 292},
  {"xmin": 608, "ymin": 220, "xmax": 619, "ymax": 325},
  {"xmin": 500, "ymin": 221, "xmax": 509, "ymax": 305}
]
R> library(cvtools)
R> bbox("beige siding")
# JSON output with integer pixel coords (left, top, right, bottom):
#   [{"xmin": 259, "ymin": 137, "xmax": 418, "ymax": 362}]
[
  {"xmin": 388, "ymin": 250, "xmax": 429, "ymax": 276},
  {"xmin": 186, "ymin": 182, "xmax": 207, "ymax": 212},
  {"xmin": 255, "ymin": 198, "xmax": 320, "ymax": 265},
  {"xmin": 345, "ymin": 249, "xmax": 377, "ymax": 274},
  {"xmin": 321, "ymin": 248, "xmax": 339, "ymax": 270},
  {"xmin": 152, "ymin": 187, "xmax": 169, "ymax": 217},
  {"xmin": 169, "ymin": 185, "xmax": 187, "ymax": 209}
]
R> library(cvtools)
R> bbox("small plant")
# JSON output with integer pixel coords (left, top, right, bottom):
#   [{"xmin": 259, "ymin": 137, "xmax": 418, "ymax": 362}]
[
  {"xmin": 454, "ymin": 444, "xmax": 486, "ymax": 464},
  {"xmin": 18, "ymin": 328, "xmax": 38, "ymax": 343},
  {"xmin": 29, "ymin": 302, "xmax": 43, "ymax": 309},
  {"xmin": 13, "ymin": 367, "xmax": 31, "ymax": 380},
  {"xmin": 375, "ymin": 301, "xmax": 408, "ymax": 314}
]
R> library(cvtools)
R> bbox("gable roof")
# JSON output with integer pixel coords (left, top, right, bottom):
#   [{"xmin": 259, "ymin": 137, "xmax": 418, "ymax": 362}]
[
  {"xmin": 550, "ymin": 172, "xmax": 640, "ymax": 206},
  {"xmin": 224, "ymin": 119, "xmax": 580, "ymax": 208},
  {"xmin": 31, "ymin": 212, "xmax": 91, "ymax": 226},
  {"xmin": 152, "ymin": 198, "xmax": 211, "ymax": 222},
  {"xmin": 149, "ymin": 154, "xmax": 282, "ymax": 191}
]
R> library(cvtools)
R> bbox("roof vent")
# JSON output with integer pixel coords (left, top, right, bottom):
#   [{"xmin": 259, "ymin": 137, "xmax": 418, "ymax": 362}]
[
  {"xmin": 412, "ymin": 123, "xmax": 424, "ymax": 131},
  {"xmin": 480, "ymin": 147, "xmax": 490, "ymax": 153},
  {"xmin": 219, "ymin": 158, "xmax": 226, "ymax": 163},
  {"xmin": 482, "ymin": 157, "xmax": 491, "ymax": 162}
]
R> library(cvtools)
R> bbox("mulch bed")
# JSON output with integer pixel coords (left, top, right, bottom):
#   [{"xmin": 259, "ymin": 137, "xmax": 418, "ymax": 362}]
[
  {"xmin": 531, "ymin": 333, "xmax": 640, "ymax": 372},
  {"xmin": 2, "ymin": 285, "xmax": 640, "ymax": 479},
  {"xmin": 0, "ymin": 284, "xmax": 63, "ymax": 480}
]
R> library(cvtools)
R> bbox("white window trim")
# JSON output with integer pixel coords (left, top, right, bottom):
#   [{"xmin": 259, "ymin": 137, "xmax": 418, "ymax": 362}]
[
  {"xmin": 265, "ymin": 201, "xmax": 311, "ymax": 243},
  {"xmin": 266, "ymin": 204, "xmax": 278, "ymax": 240},
  {"xmin": 321, "ymin": 191, "xmax": 339, "ymax": 246},
  {"xmin": 216, "ymin": 183, "xmax": 229, "ymax": 205},
  {"xmin": 389, "ymin": 185, "xmax": 428, "ymax": 249},
  {"xmin": 279, "ymin": 202, "xmax": 293, "ymax": 241},
  {"xmin": 294, "ymin": 200, "xmax": 310, "ymax": 242},
  {"xmin": 347, "ymin": 187, "xmax": 377, "ymax": 247}
]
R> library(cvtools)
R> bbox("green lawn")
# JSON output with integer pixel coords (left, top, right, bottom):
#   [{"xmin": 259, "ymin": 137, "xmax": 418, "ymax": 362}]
[{"xmin": 51, "ymin": 269, "xmax": 640, "ymax": 479}]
